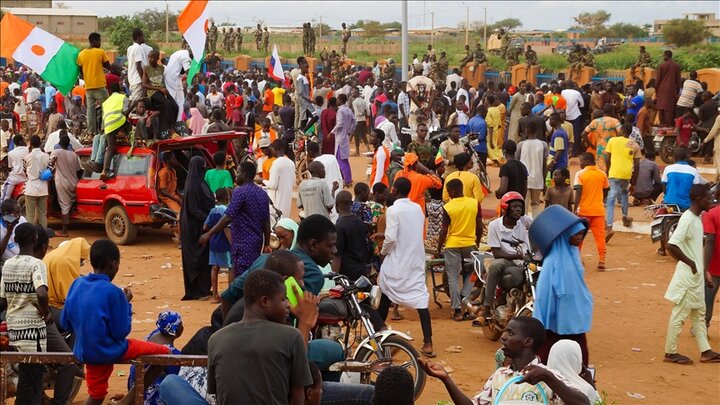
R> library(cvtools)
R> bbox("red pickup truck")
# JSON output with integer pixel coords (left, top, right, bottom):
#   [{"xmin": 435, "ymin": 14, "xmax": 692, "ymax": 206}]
[{"xmin": 13, "ymin": 132, "xmax": 243, "ymax": 244}]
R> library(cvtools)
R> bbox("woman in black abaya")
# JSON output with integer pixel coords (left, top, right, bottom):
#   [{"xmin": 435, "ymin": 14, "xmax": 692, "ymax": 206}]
[{"xmin": 181, "ymin": 156, "xmax": 215, "ymax": 300}]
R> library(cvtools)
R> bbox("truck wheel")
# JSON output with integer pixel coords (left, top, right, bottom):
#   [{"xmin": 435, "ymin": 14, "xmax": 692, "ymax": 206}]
[{"xmin": 105, "ymin": 206, "xmax": 138, "ymax": 245}]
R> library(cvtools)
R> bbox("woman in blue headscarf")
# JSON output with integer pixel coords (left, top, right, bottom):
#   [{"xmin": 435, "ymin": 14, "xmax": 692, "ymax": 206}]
[
  {"xmin": 128, "ymin": 311, "xmax": 184, "ymax": 405},
  {"xmin": 530, "ymin": 205, "xmax": 593, "ymax": 367}
]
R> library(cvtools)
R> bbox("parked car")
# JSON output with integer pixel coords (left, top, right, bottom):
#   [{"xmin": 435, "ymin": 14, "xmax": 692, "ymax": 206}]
[{"xmin": 12, "ymin": 132, "xmax": 245, "ymax": 244}]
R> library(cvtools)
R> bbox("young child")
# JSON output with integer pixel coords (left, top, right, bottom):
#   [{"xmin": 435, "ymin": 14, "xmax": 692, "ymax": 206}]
[
  {"xmin": 0, "ymin": 223, "xmax": 49, "ymax": 404},
  {"xmin": 204, "ymin": 151, "xmax": 234, "ymax": 193},
  {"xmin": 545, "ymin": 168, "xmax": 573, "ymax": 211},
  {"xmin": 127, "ymin": 311, "xmax": 183, "ymax": 405},
  {"xmin": 60, "ymin": 239, "xmax": 171, "ymax": 405},
  {"xmin": 128, "ymin": 98, "xmax": 160, "ymax": 143},
  {"xmin": 204, "ymin": 187, "xmax": 233, "ymax": 301}
]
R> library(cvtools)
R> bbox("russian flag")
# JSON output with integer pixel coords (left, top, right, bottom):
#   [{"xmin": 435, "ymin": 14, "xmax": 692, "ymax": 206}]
[{"xmin": 268, "ymin": 44, "xmax": 285, "ymax": 85}]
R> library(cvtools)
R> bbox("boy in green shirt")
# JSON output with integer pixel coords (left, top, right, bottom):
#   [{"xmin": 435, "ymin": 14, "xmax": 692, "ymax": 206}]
[{"xmin": 205, "ymin": 151, "xmax": 234, "ymax": 193}]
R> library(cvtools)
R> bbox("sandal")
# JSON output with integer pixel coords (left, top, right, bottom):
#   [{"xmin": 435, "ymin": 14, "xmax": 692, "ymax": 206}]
[
  {"xmin": 597, "ymin": 262, "xmax": 606, "ymax": 271},
  {"xmin": 663, "ymin": 353, "xmax": 694, "ymax": 365},
  {"xmin": 700, "ymin": 351, "xmax": 720, "ymax": 363},
  {"xmin": 391, "ymin": 313, "xmax": 404, "ymax": 321},
  {"xmin": 421, "ymin": 349, "xmax": 437, "ymax": 358}
]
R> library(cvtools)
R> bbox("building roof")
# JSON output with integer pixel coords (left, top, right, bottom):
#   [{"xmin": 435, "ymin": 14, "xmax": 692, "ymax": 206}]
[{"xmin": 7, "ymin": 7, "xmax": 97, "ymax": 17}]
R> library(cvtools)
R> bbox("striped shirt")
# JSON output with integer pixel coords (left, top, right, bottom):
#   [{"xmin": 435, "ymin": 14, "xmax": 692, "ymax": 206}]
[{"xmin": 677, "ymin": 79, "xmax": 703, "ymax": 108}]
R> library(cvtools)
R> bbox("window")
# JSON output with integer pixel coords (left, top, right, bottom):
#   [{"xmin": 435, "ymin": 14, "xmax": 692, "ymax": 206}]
[
  {"xmin": 57, "ymin": 21, "xmax": 64, "ymax": 25},
  {"xmin": 77, "ymin": 21, "xmax": 84, "ymax": 26},
  {"xmin": 117, "ymin": 155, "xmax": 149, "ymax": 176}
]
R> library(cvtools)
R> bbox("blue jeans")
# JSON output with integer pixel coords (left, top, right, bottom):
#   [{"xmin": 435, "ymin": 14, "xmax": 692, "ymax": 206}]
[
  {"xmin": 159, "ymin": 374, "xmax": 209, "ymax": 405},
  {"xmin": 158, "ymin": 374, "xmax": 374, "ymax": 405},
  {"xmin": 308, "ymin": 339, "xmax": 345, "ymax": 382},
  {"xmin": 605, "ymin": 178, "xmax": 630, "ymax": 227}
]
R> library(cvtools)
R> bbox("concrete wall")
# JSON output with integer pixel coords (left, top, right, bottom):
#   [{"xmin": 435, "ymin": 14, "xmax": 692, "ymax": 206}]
[{"xmin": 11, "ymin": 14, "xmax": 98, "ymax": 37}]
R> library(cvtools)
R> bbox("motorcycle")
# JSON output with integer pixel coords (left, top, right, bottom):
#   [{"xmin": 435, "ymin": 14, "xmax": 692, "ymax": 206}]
[
  {"xmin": 653, "ymin": 126, "xmax": 702, "ymax": 164},
  {"xmin": 267, "ymin": 202, "xmax": 284, "ymax": 250},
  {"xmin": 463, "ymin": 238, "xmax": 541, "ymax": 341},
  {"xmin": 293, "ymin": 129, "xmax": 315, "ymax": 185},
  {"xmin": 314, "ymin": 272, "xmax": 426, "ymax": 399}
]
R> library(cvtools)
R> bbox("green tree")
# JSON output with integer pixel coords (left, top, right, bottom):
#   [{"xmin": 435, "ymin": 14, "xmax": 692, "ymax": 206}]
[
  {"xmin": 381, "ymin": 21, "xmax": 402, "ymax": 29},
  {"xmin": 106, "ymin": 16, "xmax": 148, "ymax": 52},
  {"xmin": 607, "ymin": 23, "xmax": 647, "ymax": 38},
  {"xmin": 573, "ymin": 10, "xmax": 611, "ymax": 29},
  {"xmin": 362, "ymin": 20, "xmax": 384, "ymax": 37},
  {"xmin": 99, "ymin": 15, "xmax": 123, "ymax": 32},
  {"xmin": 313, "ymin": 23, "xmax": 332, "ymax": 36},
  {"xmin": 662, "ymin": 18, "xmax": 710, "ymax": 47},
  {"xmin": 491, "ymin": 18, "xmax": 522, "ymax": 31},
  {"xmin": 135, "ymin": 8, "xmax": 179, "ymax": 33}
]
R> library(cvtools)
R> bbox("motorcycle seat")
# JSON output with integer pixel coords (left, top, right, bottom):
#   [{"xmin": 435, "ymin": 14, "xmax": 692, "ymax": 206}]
[{"xmin": 318, "ymin": 298, "xmax": 349, "ymax": 318}]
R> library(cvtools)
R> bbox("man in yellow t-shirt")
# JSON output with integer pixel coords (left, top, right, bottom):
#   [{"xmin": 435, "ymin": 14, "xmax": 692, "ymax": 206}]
[
  {"xmin": 442, "ymin": 152, "xmax": 484, "ymax": 203},
  {"xmin": 76, "ymin": 32, "xmax": 115, "ymax": 135},
  {"xmin": 437, "ymin": 178, "xmax": 483, "ymax": 321},
  {"xmin": 485, "ymin": 94, "xmax": 503, "ymax": 165},
  {"xmin": 604, "ymin": 123, "xmax": 641, "ymax": 231}
]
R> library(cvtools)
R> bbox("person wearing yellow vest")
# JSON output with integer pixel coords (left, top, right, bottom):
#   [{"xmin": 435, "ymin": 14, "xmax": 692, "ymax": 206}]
[
  {"xmin": 100, "ymin": 82, "xmax": 133, "ymax": 180},
  {"xmin": 437, "ymin": 178, "xmax": 483, "ymax": 321}
]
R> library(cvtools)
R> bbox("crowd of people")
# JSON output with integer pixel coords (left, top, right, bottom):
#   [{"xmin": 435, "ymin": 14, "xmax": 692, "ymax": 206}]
[{"xmin": 1, "ymin": 20, "xmax": 720, "ymax": 405}]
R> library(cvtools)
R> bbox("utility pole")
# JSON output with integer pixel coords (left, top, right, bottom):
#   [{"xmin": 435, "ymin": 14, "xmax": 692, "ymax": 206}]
[
  {"xmin": 483, "ymin": 7, "xmax": 487, "ymax": 49},
  {"xmin": 165, "ymin": 0, "xmax": 169, "ymax": 44},
  {"xmin": 465, "ymin": 6, "xmax": 469, "ymax": 46},
  {"xmin": 319, "ymin": 16, "xmax": 323, "ymax": 45},
  {"xmin": 402, "ymin": 0, "xmax": 408, "ymax": 81},
  {"xmin": 430, "ymin": 12, "xmax": 434, "ymax": 47}
]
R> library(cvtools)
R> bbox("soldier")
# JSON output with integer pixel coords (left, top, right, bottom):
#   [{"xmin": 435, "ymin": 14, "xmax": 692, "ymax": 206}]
[
  {"xmin": 524, "ymin": 45, "xmax": 538, "ymax": 67},
  {"xmin": 383, "ymin": 58, "xmax": 396, "ymax": 81},
  {"xmin": 567, "ymin": 44, "xmax": 582, "ymax": 81},
  {"xmin": 459, "ymin": 44, "xmax": 472, "ymax": 70},
  {"xmin": 341, "ymin": 22, "xmax": 351, "ymax": 57},
  {"xmin": 262, "ymin": 27, "xmax": 270, "ymax": 54},
  {"xmin": 329, "ymin": 49, "xmax": 342, "ymax": 79},
  {"xmin": 437, "ymin": 51, "xmax": 448, "ymax": 83},
  {"xmin": 254, "ymin": 23, "xmax": 263, "ymax": 51},
  {"xmin": 473, "ymin": 43, "xmax": 487, "ymax": 73},
  {"xmin": 630, "ymin": 45, "xmax": 652, "ymax": 80},
  {"xmin": 221, "ymin": 27, "xmax": 228, "ymax": 52},
  {"xmin": 302, "ymin": 23, "xmax": 309, "ymax": 55},
  {"xmin": 308, "ymin": 23, "xmax": 316, "ymax": 56},
  {"xmin": 498, "ymin": 28, "xmax": 510, "ymax": 58},
  {"xmin": 236, "ymin": 28, "xmax": 243, "ymax": 52},
  {"xmin": 581, "ymin": 48, "xmax": 595, "ymax": 68},
  {"xmin": 228, "ymin": 27, "xmax": 236, "ymax": 52},
  {"xmin": 208, "ymin": 20, "xmax": 218, "ymax": 54}
]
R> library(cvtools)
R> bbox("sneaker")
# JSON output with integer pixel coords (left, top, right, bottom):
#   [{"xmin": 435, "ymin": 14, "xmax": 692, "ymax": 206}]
[{"xmin": 622, "ymin": 217, "xmax": 633, "ymax": 228}]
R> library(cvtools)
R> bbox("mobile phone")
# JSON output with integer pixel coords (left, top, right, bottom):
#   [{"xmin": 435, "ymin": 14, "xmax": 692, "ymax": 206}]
[
  {"xmin": 2, "ymin": 214, "xmax": 17, "ymax": 224},
  {"xmin": 285, "ymin": 276, "xmax": 303, "ymax": 308},
  {"xmin": 587, "ymin": 367, "xmax": 596, "ymax": 381}
]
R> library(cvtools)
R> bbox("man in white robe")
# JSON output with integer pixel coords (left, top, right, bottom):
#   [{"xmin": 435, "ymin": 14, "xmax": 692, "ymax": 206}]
[
  {"xmin": 163, "ymin": 49, "xmax": 193, "ymax": 122},
  {"xmin": 378, "ymin": 177, "xmax": 435, "ymax": 357},
  {"xmin": 263, "ymin": 139, "xmax": 295, "ymax": 219}
]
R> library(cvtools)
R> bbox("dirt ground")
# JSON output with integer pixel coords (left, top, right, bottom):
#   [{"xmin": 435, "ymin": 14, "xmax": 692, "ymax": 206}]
[{"xmin": 31, "ymin": 153, "xmax": 720, "ymax": 404}]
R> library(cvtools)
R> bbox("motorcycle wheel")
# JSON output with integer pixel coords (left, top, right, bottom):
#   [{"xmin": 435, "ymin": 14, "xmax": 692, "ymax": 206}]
[
  {"xmin": 659, "ymin": 137, "xmax": 676, "ymax": 164},
  {"xmin": 354, "ymin": 335, "xmax": 427, "ymax": 399}
]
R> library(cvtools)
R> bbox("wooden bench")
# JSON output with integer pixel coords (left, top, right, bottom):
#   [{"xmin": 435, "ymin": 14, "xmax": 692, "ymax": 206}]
[{"xmin": 0, "ymin": 352, "xmax": 207, "ymax": 404}]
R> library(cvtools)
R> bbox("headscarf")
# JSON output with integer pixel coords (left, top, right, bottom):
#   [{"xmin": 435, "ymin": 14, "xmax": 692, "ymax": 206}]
[
  {"xmin": 181, "ymin": 156, "xmax": 215, "ymax": 222},
  {"xmin": 403, "ymin": 152, "xmax": 419, "ymax": 169},
  {"xmin": 547, "ymin": 340, "xmax": 601, "ymax": 404},
  {"xmin": 533, "ymin": 221, "xmax": 593, "ymax": 335},
  {"xmin": 275, "ymin": 218, "xmax": 299, "ymax": 250},
  {"xmin": 43, "ymin": 237, "xmax": 90, "ymax": 308},
  {"xmin": 149, "ymin": 310, "xmax": 183, "ymax": 338}
]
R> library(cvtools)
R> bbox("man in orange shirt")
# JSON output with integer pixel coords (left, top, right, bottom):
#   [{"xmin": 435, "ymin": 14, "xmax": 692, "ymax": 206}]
[
  {"xmin": 543, "ymin": 85, "xmax": 567, "ymax": 113},
  {"xmin": 258, "ymin": 136, "xmax": 276, "ymax": 181},
  {"xmin": 262, "ymin": 84, "xmax": 274, "ymax": 116},
  {"xmin": 573, "ymin": 152, "xmax": 609, "ymax": 270},
  {"xmin": 394, "ymin": 152, "xmax": 442, "ymax": 216}
]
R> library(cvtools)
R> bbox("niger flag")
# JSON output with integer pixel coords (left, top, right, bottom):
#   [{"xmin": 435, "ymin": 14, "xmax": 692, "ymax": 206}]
[
  {"xmin": 0, "ymin": 12, "xmax": 79, "ymax": 94},
  {"xmin": 178, "ymin": 0, "xmax": 208, "ymax": 86}
]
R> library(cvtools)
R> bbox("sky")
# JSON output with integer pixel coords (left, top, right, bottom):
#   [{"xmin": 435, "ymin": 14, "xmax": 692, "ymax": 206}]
[{"xmin": 55, "ymin": 0, "xmax": 720, "ymax": 31}]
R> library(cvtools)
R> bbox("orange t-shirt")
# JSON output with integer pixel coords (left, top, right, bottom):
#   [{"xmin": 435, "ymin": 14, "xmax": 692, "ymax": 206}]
[
  {"xmin": 72, "ymin": 86, "xmax": 86, "ymax": 105},
  {"xmin": 263, "ymin": 89, "xmax": 274, "ymax": 112},
  {"xmin": 393, "ymin": 169, "xmax": 442, "ymax": 215},
  {"xmin": 573, "ymin": 165, "xmax": 609, "ymax": 217},
  {"xmin": 544, "ymin": 94, "xmax": 567, "ymax": 111},
  {"xmin": 262, "ymin": 156, "xmax": 276, "ymax": 181}
]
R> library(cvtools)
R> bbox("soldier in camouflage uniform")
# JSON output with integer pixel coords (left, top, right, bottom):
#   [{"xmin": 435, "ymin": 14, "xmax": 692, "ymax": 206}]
[
  {"xmin": 383, "ymin": 58, "xmax": 396, "ymax": 81},
  {"xmin": 341, "ymin": 22, "xmax": 351, "ymax": 57},
  {"xmin": 437, "ymin": 51, "xmax": 448, "ymax": 83},
  {"xmin": 302, "ymin": 23, "xmax": 309, "ymax": 55},
  {"xmin": 235, "ymin": 28, "xmax": 243, "ymax": 52},
  {"xmin": 208, "ymin": 20, "xmax": 218, "ymax": 54},
  {"xmin": 473, "ymin": 43, "xmax": 487, "ymax": 69},
  {"xmin": 459, "ymin": 44, "xmax": 472, "ymax": 70},
  {"xmin": 630, "ymin": 45, "xmax": 652, "ymax": 80},
  {"xmin": 329, "ymin": 50, "xmax": 342, "ymax": 79},
  {"xmin": 567, "ymin": 44, "xmax": 583, "ymax": 81},
  {"xmin": 524, "ymin": 44, "xmax": 538, "ymax": 80},
  {"xmin": 498, "ymin": 28, "xmax": 510, "ymax": 58},
  {"xmin": 254, "ymin": 24, "xmax": 263, "ymax": 51},
  {"xmin": 262, "ymin": 27, "xmax": 270, "ymax": 54},
  {"xmin": 221, "ymin": 28, "xmax": 228, "ymax": 52},
  {"xmin": 505, "ymin": 47, "xmax": 520, "ymax": 70},
  {"xmin": 227, "ymin": 28, "xmax": 236, "ymax": 52},
  {"xmin": 308, "ymin": 23, "xmax": 316, "ymax": 56},
  {"xmin": 580, "ymin": 48, "xmax": 595, "ymax": 68}
]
